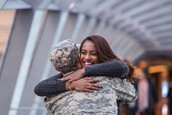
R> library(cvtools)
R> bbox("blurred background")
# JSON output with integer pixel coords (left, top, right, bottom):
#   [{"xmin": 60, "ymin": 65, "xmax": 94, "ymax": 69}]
[{"xmin": 0, "ymin": 0, "xmax": 172, "ymax": 115}]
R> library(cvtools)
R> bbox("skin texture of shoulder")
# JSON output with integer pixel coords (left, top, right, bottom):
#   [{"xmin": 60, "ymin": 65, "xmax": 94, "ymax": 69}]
[{"xmin": 34, "ymin": 60, "xmax": 129, "ymax": 96}]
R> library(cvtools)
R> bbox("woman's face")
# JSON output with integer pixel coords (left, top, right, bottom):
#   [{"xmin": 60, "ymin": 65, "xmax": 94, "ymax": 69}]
[{"xmin": 80, "ymin": 40, "xmax": 99, "ymax": 67}]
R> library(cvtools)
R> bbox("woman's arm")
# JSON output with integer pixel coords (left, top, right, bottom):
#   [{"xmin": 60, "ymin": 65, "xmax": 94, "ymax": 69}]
[
  {"xmin": 34, "ymin": 60, "xmax": 129, "ymax": 96},
  {"xmin": 34, "ymin": 75, "xmax": 100, "ymax": 96},
  {"xmin": 85, "ymin": 60, "xmax": 129, "ymax": 78},
  {"xmin": 63, "ymin": 60, "xmax": 129, "ymax": 82},
  {"xmin": 34, "ymin": 73, "xmax": 67, "ymax": 97}
]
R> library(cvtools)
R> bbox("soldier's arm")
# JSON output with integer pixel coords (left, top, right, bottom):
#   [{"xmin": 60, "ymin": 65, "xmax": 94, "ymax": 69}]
[{"xmin": 111, "ymin": 78, "xmax": 137, "ymax": 103}]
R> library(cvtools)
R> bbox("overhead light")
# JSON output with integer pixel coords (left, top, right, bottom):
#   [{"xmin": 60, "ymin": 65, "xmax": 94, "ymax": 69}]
[{"xmin": 69, "ymin": 2, "xmax": 78, "ymax": 10}]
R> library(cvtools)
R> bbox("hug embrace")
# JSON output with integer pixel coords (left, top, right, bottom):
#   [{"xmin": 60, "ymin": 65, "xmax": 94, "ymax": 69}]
[{"xmin": 34, "ymin": 35, "xmax": 138, "ymax": 115}]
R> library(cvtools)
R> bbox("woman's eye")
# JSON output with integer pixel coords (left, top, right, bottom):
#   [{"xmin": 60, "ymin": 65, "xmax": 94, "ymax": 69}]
[
  {"xmin": 81, "ymin": 51, "xmax": 86, "ymax": 55},
  {"xmin": 90, "ymin": 52, "xmax": 97, "ymax": 56}
]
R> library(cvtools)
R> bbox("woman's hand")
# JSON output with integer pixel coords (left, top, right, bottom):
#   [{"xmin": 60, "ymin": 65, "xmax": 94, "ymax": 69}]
[
  {"xmin": 71, "ymin": 77, "xmax": 101, "ymax": 93},
  {"xmin": 61, "ymin": 68, "xmax": 85, "ymax": 82}
]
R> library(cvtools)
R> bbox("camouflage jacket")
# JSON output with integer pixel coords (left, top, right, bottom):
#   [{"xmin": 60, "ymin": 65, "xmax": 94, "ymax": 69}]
[{"xmin": 44, "ymin": 77, "xmax": 137, "ymax": 115}]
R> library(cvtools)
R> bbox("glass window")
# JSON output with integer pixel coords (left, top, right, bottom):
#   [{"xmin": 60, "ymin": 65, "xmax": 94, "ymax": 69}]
[{"xmin": 0, "ymin": 10, "xmax": 15, "ymax": 70}]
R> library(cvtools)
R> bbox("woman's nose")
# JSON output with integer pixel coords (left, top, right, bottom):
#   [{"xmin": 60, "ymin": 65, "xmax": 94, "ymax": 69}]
[{"xmin": 84, "ymin": 54, "xmax": 91, "ymax": 60}]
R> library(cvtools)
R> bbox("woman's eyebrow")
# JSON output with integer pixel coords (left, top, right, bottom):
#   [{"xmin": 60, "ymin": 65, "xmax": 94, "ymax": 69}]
[
  {"xmin": 90, "ymin": 50, "xmax": 97, "ymax": 52},
  {"xmin": 81, "ymin": 49, "xmax": 97, "ymax": 52},
  {"xmin": 81, "ymin": 49, "xmax": 86, "ymax": 51}
]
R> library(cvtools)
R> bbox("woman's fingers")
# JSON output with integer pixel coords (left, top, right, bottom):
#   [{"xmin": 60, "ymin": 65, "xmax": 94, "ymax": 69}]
[
  {"xmin": 91, "ymin": 84, "xmax": 102, "ymax": 89},
  {"xmin": 87, "ymin": 83, "xmax": 101, "ymax": 89},
  {"xmin": 82, "ymin": 89, "xmax": 94, "ymax": 93},
  {"xmin": 84, "ymin": 77, "xmax": 100, "ymax": 83},
  {"xmin": 68, "ymin": 70, "xmax": 85, "ymax": 82},
  {"xmin": 60, "ymin": 76, "xmax": 71, "ymax": 81},
  {"xmin": 83, "ymin": 78, "xmax": 101, "ymax": 91},
  {"xmin": 61, "ymin": 69, "xmax": 85, "ymax": 82},
  {"xmin": 68, "ymin": 77, "xmax": 78, "ymax": 82},
  {"xmin": 70, "ymin": 77, "xmax": 101, "ymax": 92},
  {"xmin": 61, "ymin": 74, "xmax": 77, "ymax": 81},
  {"xmin": 82, "ymin": 86, "xmax": 101, "ymax": 92}
]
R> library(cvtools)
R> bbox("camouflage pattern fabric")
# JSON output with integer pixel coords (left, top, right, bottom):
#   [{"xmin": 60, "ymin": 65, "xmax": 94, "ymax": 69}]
[
  {"xmin": 49, "ymin": 39, "xmax": 78, "ymax": 73},
  {"xmin": 44, "ymin": 77, "xmax": 137, "ymax": 115}
]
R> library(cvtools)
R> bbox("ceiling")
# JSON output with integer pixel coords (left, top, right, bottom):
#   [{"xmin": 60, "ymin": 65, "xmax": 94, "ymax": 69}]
[{"xmin": 1, "ymin": 0, "xmax": 172, "ymax": 61}]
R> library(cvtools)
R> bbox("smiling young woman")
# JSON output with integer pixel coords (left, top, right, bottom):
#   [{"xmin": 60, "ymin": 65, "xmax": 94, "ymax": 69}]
[{"xmin": 80, "ymin": 40, "xmax": 99, "ymax": 67}]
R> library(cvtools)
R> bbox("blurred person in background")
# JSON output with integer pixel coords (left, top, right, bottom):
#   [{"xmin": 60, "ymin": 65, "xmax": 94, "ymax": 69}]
[
  {"xmin": 127, "ymin": 68, "xmax": 158, "ymax": 115},
  {"xmin": 141, "ymin": 68, "xmax": 158, "ymax": 115},
  {"xmin": 167, "ymin": 79, "xmax": 172, "ymax": 115}
]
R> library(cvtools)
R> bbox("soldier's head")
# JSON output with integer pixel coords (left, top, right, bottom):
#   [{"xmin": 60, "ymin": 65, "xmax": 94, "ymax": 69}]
[{"xmin": 49, "ymin": 39, "xmax": 79, "ymax": 73}]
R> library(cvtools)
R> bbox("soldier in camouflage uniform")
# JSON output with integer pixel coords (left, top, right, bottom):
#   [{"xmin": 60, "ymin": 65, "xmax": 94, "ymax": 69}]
[{"xmin": 44, "ymin": 39, "xmax": 137, "ymax": 115}]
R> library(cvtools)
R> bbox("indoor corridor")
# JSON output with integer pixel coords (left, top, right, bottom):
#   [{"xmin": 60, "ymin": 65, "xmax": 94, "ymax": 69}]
[{"xmin": 0, "ymin": 0, "xmax": 172, "ymax": 115}]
